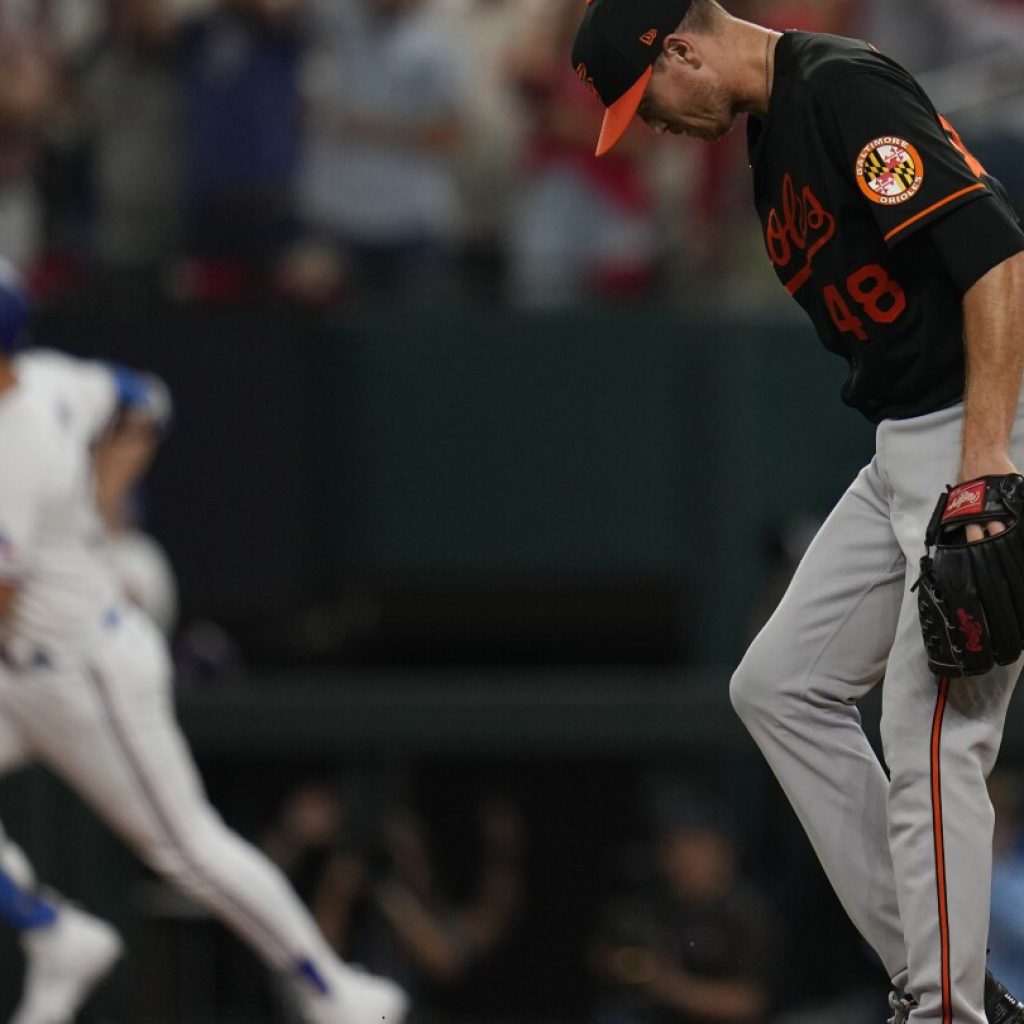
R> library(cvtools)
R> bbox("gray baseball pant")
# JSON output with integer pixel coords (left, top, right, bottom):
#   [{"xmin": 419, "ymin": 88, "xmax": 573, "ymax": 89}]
[{"xmin": 731, "ymin": 400, "xmax": 1024, "ymax": 1024}]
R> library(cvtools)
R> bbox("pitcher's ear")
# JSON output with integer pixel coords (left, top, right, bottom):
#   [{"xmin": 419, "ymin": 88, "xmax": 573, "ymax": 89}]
[{"xmin": 664, "ymin": 34, "xmax": 699, "ymax": 67}]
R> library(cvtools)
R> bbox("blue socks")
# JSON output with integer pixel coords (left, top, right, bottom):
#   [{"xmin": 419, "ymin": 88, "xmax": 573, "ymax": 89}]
[
  {"xmin": 296, "ymin": 957, "xmax": 330, "ymax": 995},
  {"xmin": 0, "ymin": 868, "xmax": 58, "ymax": 930}
]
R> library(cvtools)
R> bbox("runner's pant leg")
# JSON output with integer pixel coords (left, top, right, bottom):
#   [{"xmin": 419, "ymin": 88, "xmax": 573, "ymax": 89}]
[{"xmin": 3, "ymin": 616, "xmax": 339, "ymax": 984}]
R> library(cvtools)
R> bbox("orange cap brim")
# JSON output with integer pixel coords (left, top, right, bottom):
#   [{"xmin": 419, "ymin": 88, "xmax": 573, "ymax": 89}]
[{"xmin": 595, "ymin": 66, "xmax": 653, "ymax": 157}]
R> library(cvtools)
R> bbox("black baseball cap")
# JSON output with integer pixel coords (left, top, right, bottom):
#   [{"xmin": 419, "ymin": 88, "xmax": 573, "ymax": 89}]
[{"xmin": 571, "ymin": 0, "xmax": 693, "ymax": 156}]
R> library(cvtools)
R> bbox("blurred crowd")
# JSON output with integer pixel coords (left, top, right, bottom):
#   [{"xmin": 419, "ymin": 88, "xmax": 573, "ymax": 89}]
[
  {"xmin": 260, "ymin": 777, "xmax": 527, "ymax": 1022},
  {"xmin": 247, "ymin": 765, "xmax": 1024, "ymax": 1024},
  {"xmin": 242, "ymin": 764, "xmax": 1024, "ymax": 1024},
  {"xmin": 252, "ymin": 772, "xmax": 791, "ymax": 1024},
  {"xmin": 0, "ymin": 0, "xmax": 1022, "ymax": 312}
]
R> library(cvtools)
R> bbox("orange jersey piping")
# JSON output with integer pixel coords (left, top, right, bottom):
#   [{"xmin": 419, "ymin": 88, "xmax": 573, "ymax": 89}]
[{"xmin": 884, "ymin": 184, "xmax": 986, "ymax": 243}]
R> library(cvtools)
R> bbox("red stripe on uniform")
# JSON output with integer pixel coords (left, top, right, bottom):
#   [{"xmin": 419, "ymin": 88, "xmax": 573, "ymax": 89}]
[{"xmin": 931, "ymin": 676, "xmax": 953, "ymax": 1024}]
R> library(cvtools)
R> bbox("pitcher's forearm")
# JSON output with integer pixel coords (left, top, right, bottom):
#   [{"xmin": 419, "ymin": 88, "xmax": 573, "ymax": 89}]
[{"xmin": 960, "ymin": 252, "xmax": 1024, "ymax": 479}]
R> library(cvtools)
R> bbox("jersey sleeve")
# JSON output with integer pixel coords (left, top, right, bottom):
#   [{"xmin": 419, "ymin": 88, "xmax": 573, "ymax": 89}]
[
  {"xmin": 925, "ymin": 193, "xmax": 1024, "ymax": 291},
  {"xmin": 0, "ymin": 440, "xmax": 50, "ymax": 581},
  {"xmin": 62, "ymin": 357, "xmax": 119, "ymax": 441},
  {"xmin": 17, "ymin": 350, "xmax": 119, "ymax": 443},
  {"xmin": 818, "ymin": 63, "xmax": 994, "ymax": 247}
]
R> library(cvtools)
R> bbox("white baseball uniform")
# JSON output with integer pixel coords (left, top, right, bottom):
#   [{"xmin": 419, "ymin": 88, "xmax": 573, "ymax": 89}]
[
  {"xmin": 106, "ymin": 527, "xmax": 178, "ymax": 635},
  {"xmin": 0, "ymin": 350, "xmax": 406, "ymax": 1022}
]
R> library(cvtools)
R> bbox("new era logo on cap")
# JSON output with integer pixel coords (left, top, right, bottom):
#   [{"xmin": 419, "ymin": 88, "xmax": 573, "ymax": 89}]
[{"xmin": 571, "ymin": 0, "xmax": 693, "ymax": 155}]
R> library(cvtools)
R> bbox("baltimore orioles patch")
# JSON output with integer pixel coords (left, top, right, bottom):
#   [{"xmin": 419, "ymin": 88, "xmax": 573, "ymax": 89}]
[{"xmin": 855, "ymin": 136, "xmax": 925, "ymax": 205}]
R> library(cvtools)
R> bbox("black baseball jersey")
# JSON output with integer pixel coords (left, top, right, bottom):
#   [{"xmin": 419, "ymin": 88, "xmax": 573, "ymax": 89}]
[{"xmin": 748, "ymin": 32, "xmax": 1024, "ymax": 423}]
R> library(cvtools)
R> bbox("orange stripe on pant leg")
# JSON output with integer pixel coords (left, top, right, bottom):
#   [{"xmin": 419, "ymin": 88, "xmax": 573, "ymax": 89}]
[{"xmin": 931, "ymin": 677, "xmax": 952, "ymax": 1024}]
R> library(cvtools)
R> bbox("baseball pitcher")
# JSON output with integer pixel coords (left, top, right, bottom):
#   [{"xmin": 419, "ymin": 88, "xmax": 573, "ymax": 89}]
[{"xmin": 571, "ymin": 2, "xmax": 1024, "ymax": 1022}]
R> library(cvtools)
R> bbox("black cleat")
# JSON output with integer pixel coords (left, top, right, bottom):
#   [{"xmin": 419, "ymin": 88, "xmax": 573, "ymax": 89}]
[{"xmin": 986, "ymin": 970, "xmax": 1024, "ymax": 1024}]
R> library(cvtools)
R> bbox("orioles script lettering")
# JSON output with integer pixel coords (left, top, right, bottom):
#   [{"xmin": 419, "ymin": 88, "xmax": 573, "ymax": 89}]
[{"xmin": 764, "ymin": 174, "xmax": 836, "ymax": 295}]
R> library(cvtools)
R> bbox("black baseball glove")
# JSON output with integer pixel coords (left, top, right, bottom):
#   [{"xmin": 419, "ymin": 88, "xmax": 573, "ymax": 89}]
[{"xmin": 914, "ymin": 474, "xmax": 1024, "ymax": 677}]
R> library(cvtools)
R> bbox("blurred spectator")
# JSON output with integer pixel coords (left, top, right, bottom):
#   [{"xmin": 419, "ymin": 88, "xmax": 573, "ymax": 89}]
[
  {"xmin": 328, "ymin": 798, "xmax": 524, "ymax": 1010},
  {"xmin": 437, "ymin": 0, "xmax": 531, "ymax": 302},
  {"xmin": 293, "ymin": 0, "xmax": 468, "ymax": 307},
  {"xmin": 79, "ymin": 0, "xmax": 185, "ymax": 278},
  {"xmin": 505, "ymin": 0, "xmax": 659, "ymax": 308},
  {"xmin": 590, "ymin": 785, "xmax": 780, "ymax": 1024},
  {"xmin": 262, "ymin": 779, "xmax": 350, "ymax": 900},
  {"xmin": 0, "ymin": 12, "xmax": 57, "ymax": 268},
  {"xmin": 264, "ymin": 780, "xmax": 526, "ymax": 1019},
  {"xmin": 178, "ymin": 0, "xmax": 306, "ymax": 300},
  {"xmin": 987, "ymin": 770, "xmax": 1024, "ymax": 1000}
]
